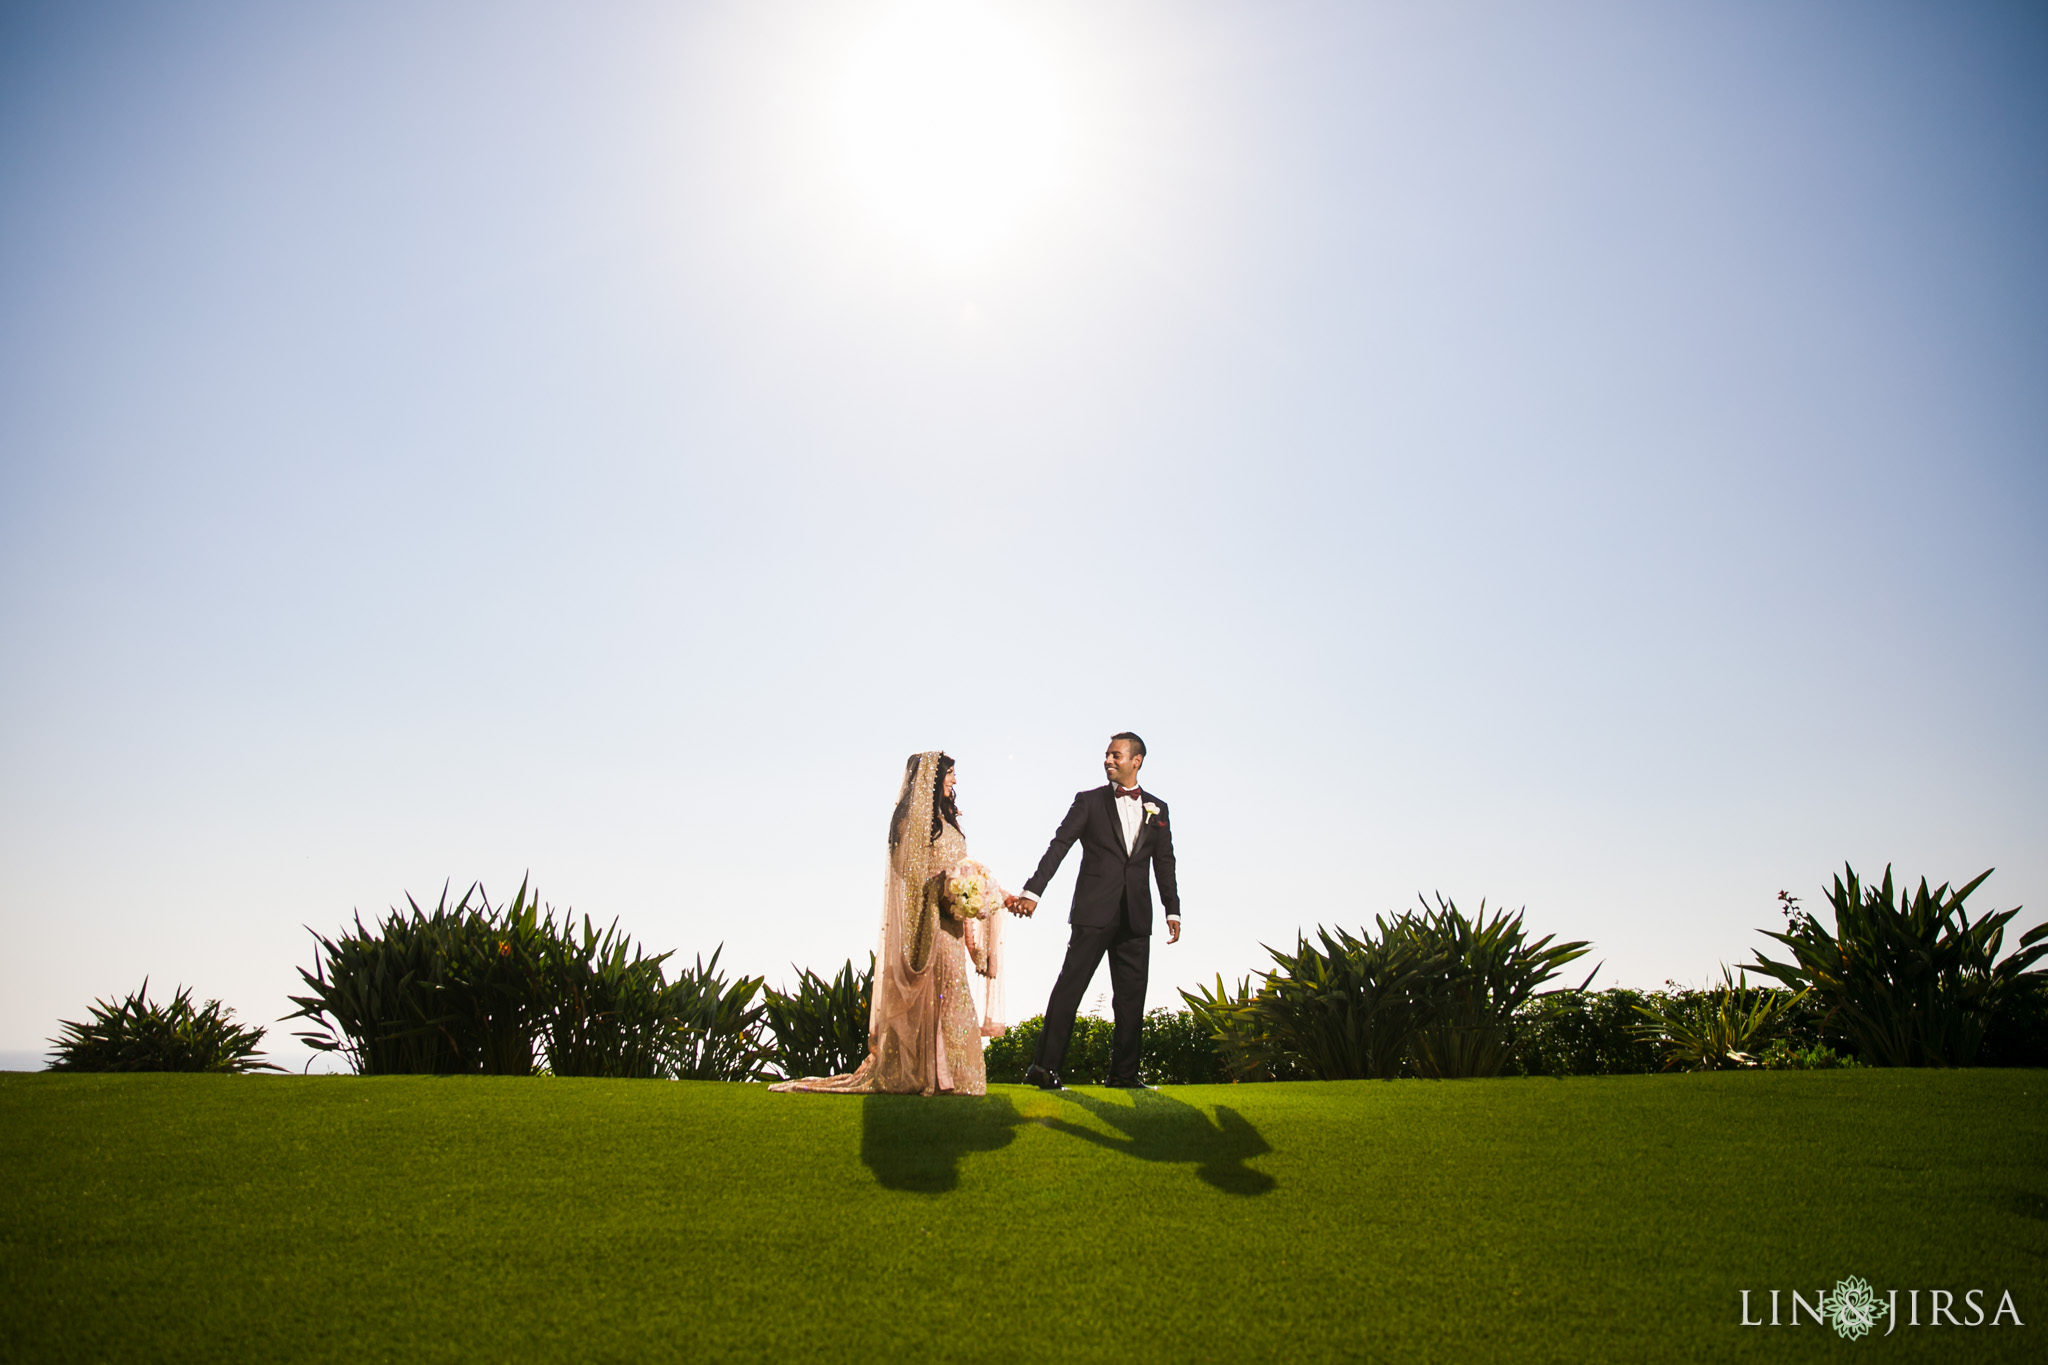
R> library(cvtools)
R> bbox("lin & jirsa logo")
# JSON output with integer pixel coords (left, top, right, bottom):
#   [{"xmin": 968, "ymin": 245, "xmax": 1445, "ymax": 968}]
[{"xmin": 1740, "ymin": 1277, "xmax": 2024, "ymax": 1338}]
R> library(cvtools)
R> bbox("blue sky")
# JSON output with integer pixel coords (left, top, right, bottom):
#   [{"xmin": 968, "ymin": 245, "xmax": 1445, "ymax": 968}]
[{"xmin": 2, "ymin": 1, "xmax": 2043, "ymax": 1069}]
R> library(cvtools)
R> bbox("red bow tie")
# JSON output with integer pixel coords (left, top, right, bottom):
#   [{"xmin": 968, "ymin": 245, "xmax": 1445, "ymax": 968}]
[{"xmin": 1115, "ymin": 787, "xmax": 1142, "ymax": 800}]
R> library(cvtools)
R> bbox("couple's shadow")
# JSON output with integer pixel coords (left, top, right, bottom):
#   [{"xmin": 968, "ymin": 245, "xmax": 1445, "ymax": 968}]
[{"xmin": 860, "ymin": 1088, "xmax": 1276, "ymax": 1196}]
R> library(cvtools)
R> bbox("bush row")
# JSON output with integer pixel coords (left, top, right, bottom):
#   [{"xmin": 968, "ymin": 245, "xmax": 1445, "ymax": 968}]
[
  {"xmin": 984, "ymin": 1009, "xmax": 1229, "ymax": 1086},
  {"xmin": 43, "ymin": 862, "xmax": 2048, "ymax": 1077},
  {"xmin": 1174, "ymin": 867, "xmax": 2047, "ymax": 1080}
]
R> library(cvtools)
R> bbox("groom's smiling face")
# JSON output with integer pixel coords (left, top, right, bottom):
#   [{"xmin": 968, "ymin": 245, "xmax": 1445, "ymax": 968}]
[{"xmin": 1104, "ymin": 739, "xmax": 1143, "ymax": 789}]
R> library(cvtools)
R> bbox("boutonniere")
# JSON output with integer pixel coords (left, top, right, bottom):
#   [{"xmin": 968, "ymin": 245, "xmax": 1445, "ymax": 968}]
[{"xmin": 1143, "ymin": 802, "xmax": 1161, "ymax": 820}]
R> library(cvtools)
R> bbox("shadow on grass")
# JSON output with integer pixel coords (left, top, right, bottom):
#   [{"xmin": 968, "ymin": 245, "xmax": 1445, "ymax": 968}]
[
  {"xmin": 2008, "ymin": 1190, "xmax": 2048, "ymax": 1224},
  {"xmin": 860, "ymin": 1092, "xmax": 1024, "ymax": 1193},
  {"xmin": 1041, "ymin": 1089, "xmax": 1277, "ymax": 1196}
]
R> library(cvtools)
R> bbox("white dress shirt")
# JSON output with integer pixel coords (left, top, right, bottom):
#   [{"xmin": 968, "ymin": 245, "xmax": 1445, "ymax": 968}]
[
  {"xmin": 1020, "ymin": 786, "xmax": 1178, "ymax": 924},
  {"xmin": 1112, "ymin": 786, "xmax": 1145, "ymax": 852}
]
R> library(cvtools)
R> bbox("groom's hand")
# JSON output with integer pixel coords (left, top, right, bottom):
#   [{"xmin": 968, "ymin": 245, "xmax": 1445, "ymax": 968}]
[
  {"xmin": 1166, "ymin": 918, "xmax": 1181, "ymax": 944},
  {"xmin": 1004, "ymin": 894, "xmax": 1036, "ymax": 917}
]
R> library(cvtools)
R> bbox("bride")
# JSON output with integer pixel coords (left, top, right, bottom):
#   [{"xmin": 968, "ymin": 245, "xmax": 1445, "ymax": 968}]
[{"xmin": 771, "ymin": 751, "xmax": 1014, "ymax": 1096}]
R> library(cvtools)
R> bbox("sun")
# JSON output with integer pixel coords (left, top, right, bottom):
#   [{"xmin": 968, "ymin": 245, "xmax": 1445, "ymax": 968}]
[{"xmin": 832, "ymin": 3, "xmax": 1070, "ymax": 264}]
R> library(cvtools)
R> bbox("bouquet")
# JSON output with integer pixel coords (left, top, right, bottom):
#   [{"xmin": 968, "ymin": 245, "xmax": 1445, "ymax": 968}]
[{"xmin": 941, "ymin": 860, "xmax": 1001, "ymax": 921}]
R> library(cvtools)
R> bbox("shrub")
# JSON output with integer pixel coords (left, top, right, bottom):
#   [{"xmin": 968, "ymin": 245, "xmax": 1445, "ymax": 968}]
[
  {"xmin": 1758, "ymin": 1039, "xmax": 1859, "ymax": 1070},
  {"xmin": 436, "ymin": 882, "xmax": 550, "ymax": 1076},
  {"xmin": 661, "ymin": 950, "xmax": 774, "ymax": 1082},
  {"xmin": 1630, "ymin": 968, "xmax": 1806, "ymax": 1070},
  {"xmin": 764, "ymin": 956, "xmax": 874, "ymax": 1082},
  {"xmin": 1510, "ymin": 984, "xmax": 1849, "ymax": 1077},
  {"xmin": 1139, "ymin": 1007, "xmax": 1229, "ymax": 1085},
  {"xmin": 983, "ymin": 1013, "xmax": 1116, "ymax": 1084},
  {"xmin": 1749, "ymin": 866, "xmax": 2048, "ymax": 1067},
  {"xmin": 983, "ymin": 1009, "xmax": 1229, "ymax": 1086},
  {"xmin": 1061, "ymin": 1014, "xmax": 1114, "ymax": 1084},
  {"xmin": 290, "ymin": 879, "xmax": 772, "ymax": 1079},
  {"xmin": 1507, "ymin": 989, "xmax": 1663, "ymax": 1077},
  {"xmin": 1761, "ymin": 985, "xmax": 1843, "ymax": 1059},
  {"xmin": 1185, "ymin": 924, "xmax": 1437, "ymax": 1081},
  {"xmin": 541, "ymin": 914, "xmax": 685, "ymax": 1079},
  {"xmin": 1184, "ymin": 902, "xmax": 1588, "ymax": 1081},
  {"xmin": 983, "ymin": 1016, "xmax": 1036, "ymax": 1083},
  {"xmin": 48, "ymin": 981, "xmax": 278, "ymax": 1074},
  {"xmin": 1403, "ymin": 897, "xmax": 1593, "ymax": 1079},
  {"xmin": 1180, "ymin": 975, "xmax": 1300, "ymax": 1081},
  {"xmin": 288, "ymin": 881, "xmax": 541, "ymax": 1075},
  {"xmin": 1979, "ymin": 974, "xmax": 2048, "ymax": 1067}
]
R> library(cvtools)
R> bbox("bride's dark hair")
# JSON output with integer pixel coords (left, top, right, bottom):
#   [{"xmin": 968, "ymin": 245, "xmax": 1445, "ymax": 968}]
[
  {"xmin": 931, "ymin": 753, "xmax": 959, "ymax": 839},
  {"xmin": 887, "ymin": 752, "xmax": 960, "ymax": 849}
]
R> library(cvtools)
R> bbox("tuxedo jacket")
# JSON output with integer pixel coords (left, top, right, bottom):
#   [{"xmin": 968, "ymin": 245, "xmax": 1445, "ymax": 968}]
[{"xmin": 1022, "ymin": 785, "xmax": 1180, "ymax": 934}]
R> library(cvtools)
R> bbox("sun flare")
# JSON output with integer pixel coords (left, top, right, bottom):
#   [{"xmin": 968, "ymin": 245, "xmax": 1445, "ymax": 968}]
[{"xmin": 833, "ymin": 3, "xmax": 1070, "ymax": 263}]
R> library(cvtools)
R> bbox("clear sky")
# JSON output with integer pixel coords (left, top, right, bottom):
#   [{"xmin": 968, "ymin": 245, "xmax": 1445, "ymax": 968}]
[{"xmin": 2, "ymin": 1, "xmax": 2043, "ymax": 1070}]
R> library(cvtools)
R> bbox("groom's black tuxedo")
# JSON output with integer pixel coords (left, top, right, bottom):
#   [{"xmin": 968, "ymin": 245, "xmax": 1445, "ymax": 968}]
[
  {"xmin": 1024, "ymin": 784, "xmax": 1179, "ymax": 1085},
  {"xmin": 1021, "ymin": 785, "xmax": 1180, "ymax": 933}
]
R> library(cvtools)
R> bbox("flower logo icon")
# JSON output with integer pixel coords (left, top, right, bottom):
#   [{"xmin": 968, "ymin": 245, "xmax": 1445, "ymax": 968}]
[{"xmin": 1828, "ymin": 1275, "xmax": 1883, "ymax": 1340}]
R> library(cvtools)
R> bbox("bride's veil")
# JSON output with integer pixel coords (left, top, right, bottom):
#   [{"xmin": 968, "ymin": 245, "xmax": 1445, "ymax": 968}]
[
  {"xmin": 882, "ymin": 751, "xmax": 942, "ymax": 975},
  {"xmin": 861, "ymin": 751, "xmax": 943, "ymax": 1092}
]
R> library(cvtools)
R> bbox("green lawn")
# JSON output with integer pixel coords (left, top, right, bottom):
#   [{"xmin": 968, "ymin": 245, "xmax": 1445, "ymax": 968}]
[{"xmin": 2, "ymin": 1071, "xmax": 2043, "ymax": 1362}]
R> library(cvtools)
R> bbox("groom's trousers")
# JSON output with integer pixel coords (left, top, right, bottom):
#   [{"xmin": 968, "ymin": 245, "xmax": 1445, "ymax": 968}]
[{"xmin": 1035, "ymin": 892, "xmax": 1150, "ymax": 1084}]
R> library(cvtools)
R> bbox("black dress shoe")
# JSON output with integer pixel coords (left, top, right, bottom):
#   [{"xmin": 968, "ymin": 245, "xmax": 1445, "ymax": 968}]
[
  {"xmin": 1024, "ymin": 1064, "xmax": 1062, "ymax": 1090},
  {"xmin": 1103, "ymin": 1079, "xmax": 1149, "ymax": 1089}
]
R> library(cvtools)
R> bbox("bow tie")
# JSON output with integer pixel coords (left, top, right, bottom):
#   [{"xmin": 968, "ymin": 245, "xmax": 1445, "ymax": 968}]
[{"xmin": 1115, "ymin": 787, "xmax": 1142, "ymax": 800}]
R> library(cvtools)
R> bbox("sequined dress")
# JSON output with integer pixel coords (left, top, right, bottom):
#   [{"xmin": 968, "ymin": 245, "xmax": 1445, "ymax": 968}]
[{"xmin": 771, "ymin": 816, "xmax": 1003, "ymax": 1096}]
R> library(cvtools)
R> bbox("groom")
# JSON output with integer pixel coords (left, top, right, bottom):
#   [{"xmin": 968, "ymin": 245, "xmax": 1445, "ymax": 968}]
[{"xmin": 1006, "ymin": 732, "xmax": 1180, "ymax": 1089}]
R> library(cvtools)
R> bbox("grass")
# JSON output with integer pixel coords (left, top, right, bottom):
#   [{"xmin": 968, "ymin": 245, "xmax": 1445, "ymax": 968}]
[{"xmin": 1, "ymin": 1071, "xmax": 2044, "ymax": 1362}]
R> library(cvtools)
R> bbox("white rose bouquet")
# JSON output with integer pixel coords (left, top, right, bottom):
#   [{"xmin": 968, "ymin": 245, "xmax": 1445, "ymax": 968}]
[{"xmin": 940, "ymin": 860, "xmax": 1001, "ymax": 921}]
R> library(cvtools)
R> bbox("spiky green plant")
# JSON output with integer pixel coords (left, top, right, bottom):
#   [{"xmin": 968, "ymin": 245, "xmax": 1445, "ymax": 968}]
[
  {"xmin": 763, "ymin": 956, "xmax": 874, "ymax": 1082},
  {"xmin": 1402, "ymin": 895, "xmax": 1593, "ymax": 1079},
  {"xmin": 435, "ymin": 878, "xmax": 549, "ymax": 1075},
  {"xmin": 289, "ymin": 879, "xmax": 765, "ymax": 1079},
  {"xmin": 288, "ymin": 896, "xmax": 451, "ymax": 1073},
  {"xmin": 660, "ymin": 949, "xmax": 773, "ymax": 1082},
  {"xmin": 1631, "ymin": 967, "xmax": 1806, "ymax": 1070},
  {"xmin": 287, "ymin": 880, "xmax": 544, "ymax": 1075},
  {"xmin": 291, "ymin": 875, "xmax": 781, "ymax": 1081},
  {"xmin": 1184, "ymin": 903, "xmax": 1590, "ymax": 1082},
  {"xmin": 48, "ymin": 980, "xmax": 278, "ymax": 1073},
  {"xmin": 1181, "ymin": 973, "xmax": 1306, "ymax": 1081},
  {"xmin": 540, "ymin": 914, "xmax": 679, "ymax": 1079},
  {"xmin": 1748, "ymin": 864, "xmax": 2048, "ymax": 1067},
  {"xmin": 1185, "ymin": 924, "xmax": 1437, "ymax": 1081}
]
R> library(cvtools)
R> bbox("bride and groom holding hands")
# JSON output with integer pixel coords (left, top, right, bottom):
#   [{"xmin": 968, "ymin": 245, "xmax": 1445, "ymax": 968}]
[{"xmin": 771, "ymin": 732, "xmax": 1180, "ymax": 1097}]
